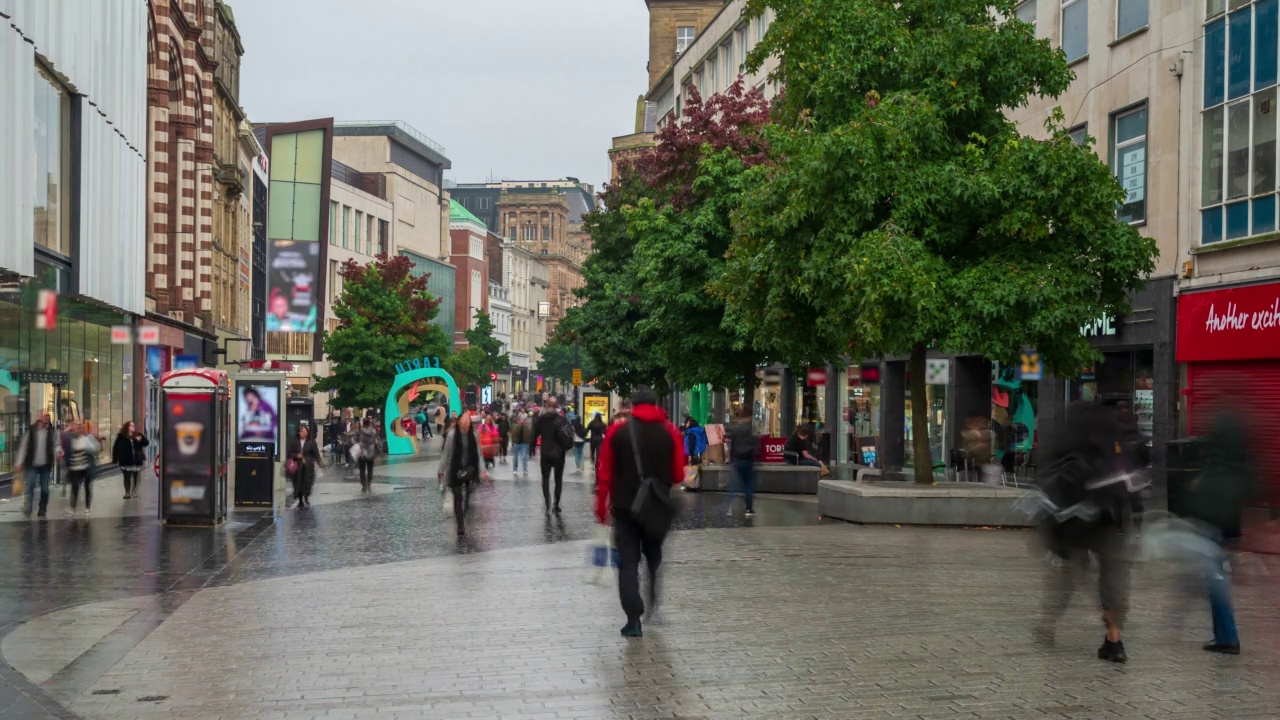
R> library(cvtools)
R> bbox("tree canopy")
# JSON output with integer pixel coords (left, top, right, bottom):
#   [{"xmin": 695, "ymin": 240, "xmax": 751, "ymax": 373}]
[
  {"xmin": 718, "ymin": 0, "xmax": 1158, "ymax": 480},
  {"xmin": 443, "ymin": 311, "xmax": 509, "ymax": 389},
  {"xmin": 535, "ymin": 336, "xmax": 598, "ymax": 386},
  {"xmin": 313, "ymin": 254, "xmax": 451, "ymax": 409}
]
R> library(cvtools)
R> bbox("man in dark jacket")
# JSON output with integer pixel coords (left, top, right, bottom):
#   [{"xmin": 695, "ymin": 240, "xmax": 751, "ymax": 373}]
[
  {"xmin": 533, "ymin": 398, "xmax": 573, "ymax": 513},
  {"xmin": 596, "ymin": 388, "xmax": 685, "ymax": 638},
  {"xmin": 15, "ymin": 411, "xmax": 61, "ymax": 518}
]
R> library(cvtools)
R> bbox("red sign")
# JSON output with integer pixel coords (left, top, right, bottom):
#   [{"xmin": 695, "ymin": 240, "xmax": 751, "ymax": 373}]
[
  {"xmin": 138, "ymin": 325, "xmax": 161, "ymax": 345},
  {"xmin": 758, "ymin": 435, "xmax": 787, "ymax": 463},
  {"xmin": 1177, "ymin": 282, "xmax": 1280, "ymax": 363},
  {"xmin": 111, "ymin": 326, "xmax": 131, "ymax": 344},
  {"xmin": 806, "ymin": 367, "xmax": 827, "ymax": 387}
]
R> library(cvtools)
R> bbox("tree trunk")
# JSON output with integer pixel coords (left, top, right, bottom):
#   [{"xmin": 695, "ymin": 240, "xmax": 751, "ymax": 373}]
[{"xmin": 908, "ymin": 341, "xmax": 934, "ymax": 485}]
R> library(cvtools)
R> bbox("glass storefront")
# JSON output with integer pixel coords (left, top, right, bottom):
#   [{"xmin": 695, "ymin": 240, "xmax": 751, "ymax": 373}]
[
  {"xmin": 795, "ymin": 373, "xmax": 826, "ymax": 429},
  {"xmin": 753, "ymin": 368, "xmax": 783, "ymax": 438},
  {"xmin": 904, "ymin": 382, "xmax": 946, "ymax": 472},
  {"xmin": 1070, "ymin": 349, "xmax": 1155, "ymax": 437},
  {"xmin": 840, "ymin": 365, "xmax": 882, "ymax": 466},
  {"xmin": 0, "ymin": 269, "xmax": 133, "ymax": 475}
]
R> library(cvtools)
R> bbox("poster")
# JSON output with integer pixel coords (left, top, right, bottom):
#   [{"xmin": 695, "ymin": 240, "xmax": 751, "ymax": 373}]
[
  {"xmin": 237, "ymin": 384, "xmax": 279, "ymax": 443},
  {"xmin": 266, "ymin": 240, "xmax": 319, "ymax": 332},
  {"xmin": 163, "ymin": 393, "xmax": 213, "ymax": 516},
  {"xmin": 582, "ymin": 394, "xmax": 609, "ymax": 423}
]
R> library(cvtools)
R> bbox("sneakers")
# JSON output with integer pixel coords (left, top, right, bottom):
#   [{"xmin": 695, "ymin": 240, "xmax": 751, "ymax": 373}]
[
  {"xmin": 1097, "ymin": 639, "xmax": 1127, "ymax": 663},
  {"xmin": 744, "ymin": 510, "xmax": 756, "ymax": 517},
  {"xmin": 36, "ymin": 509, "xmax": 46, "ymax": 518},
  {"xmin": 65, "ymin": 508, "xmax": 75, "ymax": 517},
  {"xmin": 1203, "ymin": 642, "xmax": 1241, "ymax": 655},
  {"xmin": 620, "ymin": 621, "xmax": 643, "ymax": 638},
  {"xmin": 83, "ymin": 509, "xmax": 91, "ymax": 517}
]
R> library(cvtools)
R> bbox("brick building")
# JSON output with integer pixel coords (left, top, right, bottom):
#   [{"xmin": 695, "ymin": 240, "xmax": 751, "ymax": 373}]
[
  {"xmin": 145, "ymin": 0, "xmax": 219, "ymax": 366},
  {"xmin": 448, "ymin": 200, "xmax": 489, "ymax": 349}
]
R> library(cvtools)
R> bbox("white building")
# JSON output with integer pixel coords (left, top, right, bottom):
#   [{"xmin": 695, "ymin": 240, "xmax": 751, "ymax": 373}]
[
  {"xmin": 503, "ymin": 242, "xmax": 549, "ymax": 396},
  {"xmin": 0, "ymin": 0, "xmax": 148, "ymax": 472},
  {"xmin": 488, "ymin": 280, "xmax": 512, "ymax": 396}
]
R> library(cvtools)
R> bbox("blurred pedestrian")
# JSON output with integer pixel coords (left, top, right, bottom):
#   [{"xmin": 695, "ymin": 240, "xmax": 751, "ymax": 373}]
[
  {"xmin": 727, "ymin": 409, "xmax": 758, "ymax": 516},
  {"xmin": 15, "ymin": 411, "xmax": 60, "ymax": 518},
  {"xmin": 438, "ymin": 411, "xmax": 487, "ymax": 536},
  {"xmin": 112, "ymin": 421, "xmax": 148, "ymax": 499},
  {"xmin": 587, "ymin": 412, "xmax": 608, "ymax": 466},
  {"xmin": 571, "ymin": 413, "xmax": 588, "ymax": 473},
  {"xmin": 287, "ymin": 424, "xmax": 324, "ymax": 508},
  {"xmin": 497, "ymin": 411, "xmax": 510, "ymax": 465},
  {"xmin": 1034, "ymin": 402, "xmax": 1142, "ymax": 663},
  {"xmin": 65, "ymin": 421, "xmax": 99, "ymax": 517},
  {"xmin": 596, "ymin": 388, "xmax": 685, "ymax": 638},
  {"xmin": 356, "ymin": 417, "xmax": 378, "ymax": 491},
  {"xmin": 534, "ymin": 398, "xmax": 574, "ymax": 513},
  {"xmin": 511, "ymin": 412, "xmax": 532, "ymax": 478},
  {"xmin": 479, "ymin": 413, "xmax": 500, "ymax": 470}
]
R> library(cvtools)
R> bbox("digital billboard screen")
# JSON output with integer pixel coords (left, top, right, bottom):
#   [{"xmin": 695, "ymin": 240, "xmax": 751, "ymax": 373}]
[{"xmin": 266, "ymin": 240, "xmax": 319, "ymax": 332}]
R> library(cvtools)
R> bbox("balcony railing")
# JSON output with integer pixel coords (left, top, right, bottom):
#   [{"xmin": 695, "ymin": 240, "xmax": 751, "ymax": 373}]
[{"xmin": 331, "ymin": 160, "xmax": 387, "ymax": 200}]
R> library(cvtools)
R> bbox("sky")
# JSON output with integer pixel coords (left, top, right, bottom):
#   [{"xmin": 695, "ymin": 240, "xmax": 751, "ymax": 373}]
[{"xmin": 233, "ymin": 0, "xmax": 650, "ymax": 192}]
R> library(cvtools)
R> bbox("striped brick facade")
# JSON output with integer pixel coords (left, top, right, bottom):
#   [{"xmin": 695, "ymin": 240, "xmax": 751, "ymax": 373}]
[{"xmin": 146, "ymin": 0, "xmax": 216, "ymax": 334}]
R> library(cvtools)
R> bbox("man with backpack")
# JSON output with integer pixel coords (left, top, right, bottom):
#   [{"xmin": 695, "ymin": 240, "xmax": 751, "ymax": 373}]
[
  {"xmin": 596, "ymin": 388, "xmax": 685, "ymax": 638},
  {"xmin": 533, "ymin": 397, "xmax": 574, "ymax": 513}
]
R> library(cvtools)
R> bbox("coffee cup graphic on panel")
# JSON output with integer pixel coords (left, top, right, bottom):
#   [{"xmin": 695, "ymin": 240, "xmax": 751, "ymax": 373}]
[{"xmin": 175, "ymin": 422, "xmax": 204, "ymax": 456}]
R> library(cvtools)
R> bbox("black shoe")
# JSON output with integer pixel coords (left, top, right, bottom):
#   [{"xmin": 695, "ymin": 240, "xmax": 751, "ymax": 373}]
[
  {"xmin": 553, "ymin": 505, "xmax": 562, "ymax": 514},
  {"xmin": 36, "ymin": 510, "xmax": 46, "ymax": 518},
  {"xmin": 1203, "ymin": 642, "xmax": 1241, "ymax": 655},
  {"xmin": 1097, "ymin": 639, "xmax": 1127, "ymax": 663},
  {"xmin": 620, "ymin": 621, "xmax": 643, "ymax": 638},
  {"xmin": 457, "ymin": 527, "xmax": 466, "ymax": 537}
]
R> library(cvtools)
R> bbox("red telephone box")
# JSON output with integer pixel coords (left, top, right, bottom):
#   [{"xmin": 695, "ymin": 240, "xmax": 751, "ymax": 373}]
[{"xmin": 159, "ymin": 368, "xmax": 231, "ymax": 525}]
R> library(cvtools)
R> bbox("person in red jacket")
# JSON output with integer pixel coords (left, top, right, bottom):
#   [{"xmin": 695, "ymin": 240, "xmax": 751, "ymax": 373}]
[{"xmin": 595, "ymin": 388, "xmax": 685, "ymax": 638}]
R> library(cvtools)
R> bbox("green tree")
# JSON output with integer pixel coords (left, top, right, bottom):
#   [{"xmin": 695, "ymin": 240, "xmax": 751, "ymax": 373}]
[
  {"xmin": 535, "ymin": 336, "xmax": 597, "ymax": 386},
  {"xmin": 443, "ymin": 310, "xmax": 509, "ymax": 389},
  {"xmin": 314, "ymin": 254, "xmax": 451, "ymax": 409},
  {"xmin": 719, "ymin": 0, "xmax": 1158, "ymax": 483}
]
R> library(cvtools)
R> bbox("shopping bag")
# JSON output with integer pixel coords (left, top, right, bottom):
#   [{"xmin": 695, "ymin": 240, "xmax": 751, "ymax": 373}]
[
  {"xmin": 585, "ymin": 525, "xmax": 619, "ymax": 584},
  {"xmin": 443, "ymin": 487, "xmax": 454, "ymax": 517},
  {"xmin": 11, "ymin": 470, "xmax": 23, "ymax": 498},
  {"xmin": 349, "ymin": 443, "xmax": 363, "ymax": 462},
  {"xmin": 683, "ymin": 464, "xmax": 701, "ymax": 490}
]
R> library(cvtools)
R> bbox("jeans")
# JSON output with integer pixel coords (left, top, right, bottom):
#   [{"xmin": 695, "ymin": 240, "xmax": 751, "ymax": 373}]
[
  {"xmin": 796, "ymin": 457, "xmax": 821, "ymax": 468},
  {"xmin": 613, "ymin": 509, "xmax": 665, "ymax": 623},
  {"xmin": 513, "ymin": 444, "xmax": 530, "ymax": 473},
  {"xmin": 69, "ymin": 469, "xmax": 92, "ymax": 510},
  {"xmin": 573, "ymin": 443, "xmax": 585, "ymax": 470},
  {"xmin": 732, "ymin": 458, "xmax": 757, "ymax": 512},
  {"xmin": 540, "ymin": 455, "xmax": 565, "ymax": 509},
  {"xmin": 24, "ymin": 465, "xmax": 52, "ymax": 515},
  {"xmin": 1205, "ymin": 548, "xmax": 1240, "ymax": 646}
]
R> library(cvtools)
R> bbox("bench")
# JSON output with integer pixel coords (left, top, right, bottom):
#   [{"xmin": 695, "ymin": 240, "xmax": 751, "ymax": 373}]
[{"xmin": 696, "ymin": 464, "xmax": 822, "ymax": 494}]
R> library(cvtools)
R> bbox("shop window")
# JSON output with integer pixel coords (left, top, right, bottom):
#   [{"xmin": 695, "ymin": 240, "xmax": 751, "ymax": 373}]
[
  {"xmin": 34, "ymin": 63, "xmax": 72, "ymax": 257},
  {"xmin": 1061, "ymin": 0, "xmax": 1087, "ymax": 63},
  {"xmin": 1116, "ymin": 0, "xmax": 1147, "ymax": 38},
  {"xmin": 1111, "ymin": 104, "xmax": 1147, "ymax": 224}
]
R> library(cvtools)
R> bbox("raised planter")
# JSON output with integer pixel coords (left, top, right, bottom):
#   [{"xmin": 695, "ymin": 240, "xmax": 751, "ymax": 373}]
[
  {"xmin": 698, "ymin": 464, "xmax": 822, "ymax": 494},
  {"xmin": 818, "ymin": 479, "xmax": 1032, "ymax": 527}
]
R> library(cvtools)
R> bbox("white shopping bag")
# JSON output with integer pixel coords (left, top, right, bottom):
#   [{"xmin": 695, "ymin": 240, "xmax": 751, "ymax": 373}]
[
  {"xmin": 585, "ymin": 525, "xmax": 619, "ymax": 585},
  {"xmin": 350, "ymin": 443, "xmax": 363, "ymax": 462},
  {"xmin": 443, "ymin": 487, "xmax": 454, "ymax": 517}
]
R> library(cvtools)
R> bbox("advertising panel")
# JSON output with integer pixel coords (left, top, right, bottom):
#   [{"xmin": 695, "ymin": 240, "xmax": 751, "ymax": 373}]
[
  {"xmin": 163, "ymin": 393, "xmax": 214, "ymax": 516},
  {"xmin": 758, "ymin": 436, "xmax": 786, "ymax": 463},
  {"xmin": 582, "ymin": 394, "xmax": 609, "ymax": 423},
  {"xmin": 266, "ymin": 240, "xmax": 320, "ymax": 332},
  {"xmin": 237, "ymin": 384, "xmax": 280, "ymax": 443},
  {"xmin": 1176, "ymin": 282, "xmax": 1280, "ymax": 363}
]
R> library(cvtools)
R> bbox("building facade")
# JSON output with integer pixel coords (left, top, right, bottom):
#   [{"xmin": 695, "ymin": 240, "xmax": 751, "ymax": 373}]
[
  {"xmin": 332, "ymin": 121, "xmax": 451, "ymax": 262},
  {"xmin": 489, "ymin": 280, "xmax": 512, "ymax": 396},
  {"xmin": 645, "ymin": 0, "xmax": 728, "ymax": 89},
  {"xmin": 0, "ymin": 0, "xmax": 148, "ymax": 475},
  {"xmin": 145, "ymin": 0, "xmax": 221, "ymax": 372},
  {"xmin": 503, "ymin": 243, "xmax": 550, "ymax": 396},
  {"xmin": 497, "ymin": 181, "xmax": 594, "ymax": 336},
  {"xmin": 210, "ymin": 1, "xmax": 258, "ymax": 370},
  {"xmin": 448, "ymin": 201, "xmax": 490, "ymax": 348}
]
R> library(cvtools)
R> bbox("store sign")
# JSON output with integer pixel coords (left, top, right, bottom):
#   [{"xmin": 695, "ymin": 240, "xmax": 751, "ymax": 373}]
[
  {"xmin": 925, "ymin": 358, "xmax": 950, "ymax": 385},
  {"xmin": 138, "ymin": 326, "xmax": 161, "ymax": 345},
  {"xmin": 807, "ymin": 367, "xmax": 827, "ymax": 387},
  {"xmin": 758, "ymin": 436, "xmax": 787, "ymax": 463},
  {"xmin": 111, "ymin": 326, "xmax": 132, "ymax": 344},
  {"xmin": 1177, "ymin": 283, "xmax": 1280, "ymax": 362},
  {"xmin": 1080, "ymin": 314, "xmax": 1117, "ymax": 337}
]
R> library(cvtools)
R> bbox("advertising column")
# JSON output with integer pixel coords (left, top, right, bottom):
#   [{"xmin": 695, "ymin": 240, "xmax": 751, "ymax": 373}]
[
  {"xmin": 234, "ymin": 380, "xmax": 281, "ymax": 505},
  {"xmin": 162, "ymin": 393, "xmax": 216, "ymax": 519}
]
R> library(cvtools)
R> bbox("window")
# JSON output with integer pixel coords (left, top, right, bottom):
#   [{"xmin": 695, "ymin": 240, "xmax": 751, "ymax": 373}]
[
  {"xmin": 708, "ymin": 56, "xmax": 717, "ymax": 93},
  {"xmin": 542, "ymin": 225, "xmax": 550, "ymax": 241},
  {"xmin": 1015, "ymin": 1, "xmax": 1036, "ymax": 27},
  {"xmin": 1111, "ymin": 105, "xmax": 1147, "ymax": 224},
  {"xmin": 33, "ymin": 63, "xmax": 71, "ymax": 256},
  {"xmin": 379, "ymin": 219, "xmax": 389, "ymax": 254},
  {"xmin": 1061, "ymin": 0, "xmax": 1087, "ymax": 63},
  {"xmin": 354, "ymin": 210, "xmax": 363, "ymax": 252},
  {"xmin": 738, "ymin": 28, "xmax": 748, "ymax": 70},
  {"xmin": 342, "ymin": 206, "xmax": 350, "ymax": 248},
  {"xmin": 328, "ymin": 260, "xmax": 339, "ymax": 303},
  {"xmin": 676, "ymin": 26, "xmax": 695, "ymax": 55},
  {"xmin": 329, "ymin": 201, "xmax": 338, "ymax": 244},
  {"xmin": 367, "ymin": 215, "xmax": 375, "ymax": 254},
  {"xmin": 1116, "ymin": 0, "xmax": 1148, "ymax": 38},
  {"xmin": 1068, "ymin": 123, "xmax": 1088, "ymax": 146},
  {"xmin": 1202, "ymin": 0, "xmax": 1280, "ymax": 243},
  {"xmin": 758, "ymin": 8, "xmax": 771, "ymax": 42}
]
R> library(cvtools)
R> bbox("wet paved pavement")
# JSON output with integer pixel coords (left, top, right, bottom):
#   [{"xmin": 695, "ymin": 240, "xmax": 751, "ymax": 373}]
[{"xmin": 3, "ymin": 455, "xmax": 1280, "ymax": 718}]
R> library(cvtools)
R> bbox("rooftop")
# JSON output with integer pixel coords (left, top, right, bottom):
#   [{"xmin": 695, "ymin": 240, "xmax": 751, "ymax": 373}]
[
  {"xmin": 333, "ymin": 120, "xmax": 451, "ymax": 170},
  {"xmin": 449, "ymin": 199, "xmax": 486, "ymax": 229}
]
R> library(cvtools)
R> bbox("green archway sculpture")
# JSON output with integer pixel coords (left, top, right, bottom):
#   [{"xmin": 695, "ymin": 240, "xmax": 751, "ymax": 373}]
[{"xmin": 384, "ymin": 367, "xmax": 462, "ymax": 456}]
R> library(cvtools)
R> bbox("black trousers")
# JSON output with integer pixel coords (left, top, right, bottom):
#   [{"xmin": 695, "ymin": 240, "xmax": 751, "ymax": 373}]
[
  {"xmin": 358, "ymin": 458, "xmax": 375, "ymax": 485},
  {"xmin": 613, "ymin": 509, "xmax": 665, "ymax": 623},
  {"xmin": 121, "ymin": 469, "xmax": 140, "ymax": 495},
  {"xmin": 69, "ymin": 469, "xmax": 92, "ymax": 510},
  {"xmin": 540, "ymin": 455, "xmax": 565, "ymax": 509},
  {"xmin": 451, "ymin": 481, "xmax": 474, "ymax": 531}
]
